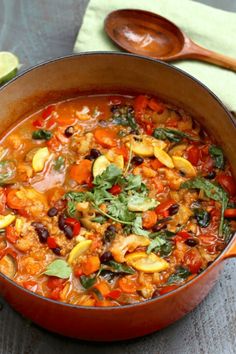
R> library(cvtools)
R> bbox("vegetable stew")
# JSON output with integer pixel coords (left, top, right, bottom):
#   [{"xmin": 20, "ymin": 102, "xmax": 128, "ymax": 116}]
[{"xmin": 0, "ymin": 94, "xmax": 235, "ymax": 307}]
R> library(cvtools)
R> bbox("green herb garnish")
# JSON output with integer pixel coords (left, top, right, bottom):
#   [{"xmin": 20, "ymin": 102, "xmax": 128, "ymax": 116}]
[
  {"xmin": 167, "ymin": 266, "xmax": 191, "ymax": 285},
  {"xmin": 32, "ymin": 129, "xmax": 52, "ymax": 141},
  {"xmin": 194, "ymin": 209, "xmax": 211, "ymax": 228},
  {"xmin": 80, "ymin": 275, "xmax": 97, "ymax": 289},
  {"xmin": 111, "ymin": 105, "xmax": 138, "ymax": 131},
  {"xmin": 108, "ymin": 261, "xmax": 135, "ymax": 275},
  {"xmin": 209, "ymin": 145, "xmax": 224, "ymax": 169},
  {"xmin": 54, "ymin": 156, "xmax": 65, "ymax": 171}
]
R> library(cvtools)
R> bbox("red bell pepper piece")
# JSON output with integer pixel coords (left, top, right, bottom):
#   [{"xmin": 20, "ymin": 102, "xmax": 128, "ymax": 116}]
[
  {"xmin": 109, "ymin": 184, "xmax": 122, "ymax": 195},
  {"xmin": 65, "ymin": 218, "xmax": 81, "ymax": 236}
]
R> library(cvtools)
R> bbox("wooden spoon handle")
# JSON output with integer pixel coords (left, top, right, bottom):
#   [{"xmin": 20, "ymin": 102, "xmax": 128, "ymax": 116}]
[{"xmin": 181, "ymin": 40, "xmax": 236, "ymax": 72}]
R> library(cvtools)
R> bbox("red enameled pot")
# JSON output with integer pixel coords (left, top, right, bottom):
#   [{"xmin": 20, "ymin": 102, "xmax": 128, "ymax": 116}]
[{"xmin": 0, "ymin": 53, "xmax": 235, "ymax": 341}]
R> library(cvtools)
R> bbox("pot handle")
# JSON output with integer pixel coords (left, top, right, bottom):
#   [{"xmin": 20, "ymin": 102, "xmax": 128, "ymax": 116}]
[{"xmin": 222, "ymin": 237, "xmax": 236, "ymax": 260}]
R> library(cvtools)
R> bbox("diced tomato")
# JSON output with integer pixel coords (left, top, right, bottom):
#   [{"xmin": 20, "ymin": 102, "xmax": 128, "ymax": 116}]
[
  {"xmin": 5, "ymin": 225, "xmax": 18, "ymax": 244},
  {"xmin": 47, "ymin": 236, "xmax": 57, "ymax": 249},
  {"xmin": 50, "ymin": 287, "xmax": 61, "ymax": 300},
  {"xmin": 74, "ymin": 266, "xmax": 83, "ymax": 277},
  {"xmin": 147, "ymin": 98, "xmax": 164, "ymax": 113},
  {"xmin": 152, "ymin": 178, "xmax": 164, "ymax": 194},
  {"xmin": 65, "ymin": 217, "xmax": 81, "ymax": 236},
  {"xmin": 187, "ymin": 145, "xmax": 200, "ymax": 166},
  {"xmin": 145, "ymin": 123, "xmax": 154, "ymax": 135},
  {"xmin": 118, "ymin": 276, "xmax": 138, "ymax": 293},
  {"xmin": 224, "ymin": 208, "xmax": 236, "ymax": 218},
  {"xmin": 47, "ymin": 277, "xmax": 65, "ymax": 290},
  {"xmin": 109, "ymin": 184, "xmax": 122, "ymax": 195},
  {"xmin": 217, "ymin": 173, "xmax": 236, "ymax": 196},
  {"xmin": 94, "ymin": 128, "xmax": 117, "ymax": 148},
  {"xmin": 177, "ymin": 231, "xmax": 191, "ymax": 240},
  {"xmin": 32, "ymin": 119, "xmax": 44, "ymax": 128},
  {"xmin": 0, "ymin": 248, "xmax": 17, "ymax": 260},
  {"xmin": 42, "ymin": 105, "xmax": 54, "ymax": 120},
  {"xmin": 134, "ymin": 95, "xmax": 148, "ymax": 121},
  {"xmin": 57, "ymin": 117, "xmax": 77, "ymax": 126},
  {"xmin": 159, "ymin": 285, "xmax": 178, "ymax": 295},
  {"xmin": 155, "ymin": 199, "xmax": 175, "ymax": 216},
  {"xmin": 107, "ymin": 289, "xmax": 122, "ymax": 300},
  {"xmin": 184, "ymin": 249, "xmax": 203, "ymax": 274}
]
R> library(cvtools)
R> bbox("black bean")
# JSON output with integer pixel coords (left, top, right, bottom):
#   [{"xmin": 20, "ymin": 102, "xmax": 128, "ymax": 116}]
[
  {"xmin": 152, "ymin": 289, "xmax": 160, "ymax": 299},
  {"xmin": 37, "ymin": 228, "xmax": 49, "ymax": 243},
  {"xmin": 185, "ymin": 238, "xmax": 198, "ymax": 247},
  {"xmin": 104, "ymin": 225, "xmax": 116, "ymax": 241},
  {"xmin": 52, "ymin": 247, "xmax": 61, "ymax": 255},
  {"xmin": 64, "ymin": 126, "xmax": 74, "ymax": 137},
  {"xmin": 84, "ymin": 155, "xmax": 94, "ymax": 161},
  {"xmin": 31, "ymin": 222, "xmax": 44, "ymax": 229},
  {"xmin": 152, "ymin": 223, "xmax": 167, "ymax": 232},
  {"xmin": 110, "ymin": 105, "xmax": 119, "ymax": 113},
  {"xmin": 58, "ymin": 214, "xmax": 66, "ymax": 230},
  {"xmin": 100, "ymin": 251, "xmax": 113, "ymax": 263},
  {"xmin": 90, "ymin": 149, "xmax": 101, "ymax": 159},
  {"xmin": 47, "ymin": 207, "xmax": 58, "ymax": 217},
  {"xmin": 131, "ymin": 156, "xmax": 144, "ymax": 165},
  {"xmin": 205, "ymin": 171, "xmax": 216, "ymax": 180},
  {"xmin": 168, "ymin": 204, "xmax": 179, "ymax": 216},
  {"xmin": 63, "ymin": 224, "xmax": 73, "ymax": 239}
]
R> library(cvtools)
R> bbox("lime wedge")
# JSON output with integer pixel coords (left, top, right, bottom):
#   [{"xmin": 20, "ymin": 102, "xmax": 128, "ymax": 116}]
[{"xmin": 0, "ymin": 52, "xmax": 19, "ymax": 85}]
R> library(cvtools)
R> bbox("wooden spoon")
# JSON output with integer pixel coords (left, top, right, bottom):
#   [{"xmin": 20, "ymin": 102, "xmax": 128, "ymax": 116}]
[{"xmin": 104, "ymin": 9, "xmax": 236, "ymax": 72}]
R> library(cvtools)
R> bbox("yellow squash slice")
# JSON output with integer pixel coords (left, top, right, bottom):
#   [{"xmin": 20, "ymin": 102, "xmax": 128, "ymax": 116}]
[
  {"xmin": 0, "ymin": 214, "xmax": 16, "ymax": 229},
  {"xmin": 68, "ymin": 240, "xmax": 92, "ymax": 264},
  {"xmin": 168, "ymin": 144, "xmax": 187, "ymax": 157},
  {"xmin": 125, "ymin": 251, "xmax": 169, "ymax": 273},
  {"xmin": 154, "ymin": 146, "xmax": 174, "ymax": 168},
  {"xmin": 92, "ymin": 155, "xmax": 111, "ymax": 177},
  {"xmin": 172, "ymin": 156, "xmax": 196, "ymax": 177},
  {"xmin": 32, "ymin": 147, "xmax": 50, "ymax": 172}
]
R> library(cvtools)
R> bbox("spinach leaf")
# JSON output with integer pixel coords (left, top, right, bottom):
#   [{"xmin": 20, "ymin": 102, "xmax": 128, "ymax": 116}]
[
  {"xmin": 153, "ymin": 128, "xmax": 198, "ymax": 143},
  {"xmin": 108, "ymin": 261, "xmax": 135, "ymax": 275},
  {"xmin": 209, "ymin": 145, "xmax": 224, "ymax": 169},
  {"xmin": 167, "ymin": 266, "xmax": 191, "ymax": 285},
  {"xmin": 32, "ymin": 129, "xmax": 52, "ymax": 141},
  {"xmin": 181, "ymin": 177, "xmax": 228, "ymax": 235},
  {"xmin": 194, "ymin": 209, "xmax": 211, "ymax": 228},
  {"xmin": 80, "ymin": 275, "xmax": 97, "ymax": 289},
  {"xmin": 54, "ymin": 156, "xmax": 65, "ymax": 171},
  {"xmin": 44, "ymin": 259, "xmax": 71, "ymax": 279},
  {"xmin": 0, "ymin": 160, "xmax": 16, "ymax": 184}
]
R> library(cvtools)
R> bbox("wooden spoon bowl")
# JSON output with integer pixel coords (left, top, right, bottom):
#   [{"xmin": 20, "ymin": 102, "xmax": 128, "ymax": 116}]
[{"xmin": 105, "ymin": 9, "xmax": 236, "ymax": 71}]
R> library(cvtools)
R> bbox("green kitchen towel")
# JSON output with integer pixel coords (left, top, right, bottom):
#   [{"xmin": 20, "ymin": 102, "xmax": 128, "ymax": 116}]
[{"xmin": 74, "ymin": 0, "xmax": 236, "ymax": 111}]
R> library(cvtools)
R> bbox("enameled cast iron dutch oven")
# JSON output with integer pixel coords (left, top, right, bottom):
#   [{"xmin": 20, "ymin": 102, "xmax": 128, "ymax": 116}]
[{"xmin": 0, "ymin": 53, "xmax": 235, "ymax": 341}]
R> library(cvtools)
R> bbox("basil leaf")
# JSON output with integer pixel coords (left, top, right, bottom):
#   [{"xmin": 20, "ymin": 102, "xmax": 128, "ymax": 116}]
[
  {"xmin": 54, "ymin": 156, "xmax": 65, "ymax": 171},
  {"xmin": 32, "ymin": 129, "xmax": 53, "ymax": 141},
  {"xmin": 0, "ymin": 160, "xmax": 16, "ymax": 184},
  {"xmin": 194, "ymin": 209, "xmax": 211, "ymax": 228},
  {"xmin": 80, "ymin": 275, "xmax": 97, "ymax": 289},
  {"xmin": 153, "ymin": 128, "xmax": 198, "ymax": 143},
  {"xmin": 108, "ymin": 261, "xmax": 135, "ymax": 274},
  {"xmin": 167, "ymin": 266, "xmax": 191, "ymax": 285},
  {"xmin": 44, "ymin": 259, "xmax": 71, "ymax": 279},
  {"xmin": 209, "ymin": 145, "xmax": 224, "ymax": 169}
]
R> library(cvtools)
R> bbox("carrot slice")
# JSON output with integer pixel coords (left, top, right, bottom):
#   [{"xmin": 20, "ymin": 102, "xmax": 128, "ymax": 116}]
[
  {"xmin": 142, "ymin": 210, "xmax": 158, "ymax": 229},
  {"xmin": 94, "ymin": 128, "xmax": 117, "ymax": 148},
  {"xmin": 82, "ymin": 255, "xmax": 101, "ymax": 276},
  {"xmin": 118, "ymin": 276, "xmax": 138, "ymax": 294},
  {"xmin": 69, "ymin": 160, "xmax": 92, "ymax": 184},
  {"xmin": 94, "ymin": 281, "xmax": 110, "ymax": 297},
  {"xmin": 6, "ymin": 189, "xmax": 25, "ymax": 210}
]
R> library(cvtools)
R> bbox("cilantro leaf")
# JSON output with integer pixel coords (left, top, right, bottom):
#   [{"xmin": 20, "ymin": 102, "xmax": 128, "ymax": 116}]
[
  {"xmin": 93, "ymin": 164, "xmax": 122, "ymax": 189},
  {"xmin": 66, "ymin": 200, "xmax": 76, "ymax": 217},
  {"xmin": 153, "ymin": 128, "xmax": 198, "ymax": 143},
  {"xmin": 209, "ymin": 145, "xmax": 224, "ymax": 169},
  {"xmin": 64, "ymin": 191, "xmax": 87, "ymax": 202},
  {"xmin": 91, "ymin": 216, "xmax": 107, "ymax": 224},
  {"xmin": 44, "ymin": 259, "xmax": 71, "ymax": 279},
  {"xmin": 107, "ymin": 195, "xmax": 136, "ymax": 223},
  {"xmin": 132, "ymin": 216, "xmax": 150, "ymax": 236}
]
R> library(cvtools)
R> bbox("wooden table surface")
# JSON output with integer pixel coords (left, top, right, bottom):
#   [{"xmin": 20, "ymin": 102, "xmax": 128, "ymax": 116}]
[{"xmin": 0, "ymin": 1, "xmax": 235, "ymax": 353}]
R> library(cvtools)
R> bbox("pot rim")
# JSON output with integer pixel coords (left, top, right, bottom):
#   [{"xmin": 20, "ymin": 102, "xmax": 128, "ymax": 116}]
[{"xmin": 0, "ymin": 51, "xmax": 235, "ymax": 311}]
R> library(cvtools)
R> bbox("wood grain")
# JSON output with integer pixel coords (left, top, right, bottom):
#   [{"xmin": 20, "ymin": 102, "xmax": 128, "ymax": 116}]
[{"xmin": 0, "ymin": 1, "xmax": 235, "ymax": 353}]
